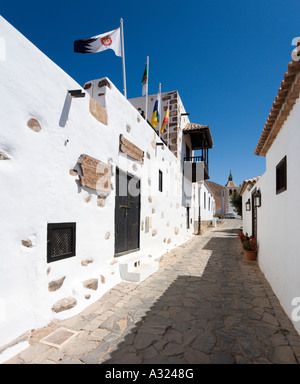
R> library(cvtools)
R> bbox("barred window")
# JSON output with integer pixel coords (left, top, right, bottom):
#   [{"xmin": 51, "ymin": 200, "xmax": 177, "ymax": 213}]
[{"xmin": 47, "ymin": 223, "xmax": 76, "ymax": 263}]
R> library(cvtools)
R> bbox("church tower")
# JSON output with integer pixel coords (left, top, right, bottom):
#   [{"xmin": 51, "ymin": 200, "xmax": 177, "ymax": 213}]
[{"xmin": 221, "ymin": 171, "xmax": 238, "ymax": 215}]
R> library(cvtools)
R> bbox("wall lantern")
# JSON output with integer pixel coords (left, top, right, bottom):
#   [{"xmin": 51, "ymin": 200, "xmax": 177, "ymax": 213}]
[
  {"xmin": 245, "ymin": 199, "xmax": 251, "ymax": 211},
  {"xmin": 253, "ymin": 190, "xmax": 262, "ymax": 208},
  {"xmin": 68, "ymin": 89, "xmax": 85, "ymax": 98}
]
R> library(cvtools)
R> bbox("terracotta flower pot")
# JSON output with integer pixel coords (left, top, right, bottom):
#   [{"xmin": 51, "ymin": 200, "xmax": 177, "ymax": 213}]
[{"xmin": 244, "ymin": 250, "xmax": 257, "ymax": 261}]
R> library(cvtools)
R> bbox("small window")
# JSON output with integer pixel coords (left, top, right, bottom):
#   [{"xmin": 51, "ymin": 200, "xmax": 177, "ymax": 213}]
[
  {"xmin": 204, "ymin": 192, "xmax": 206, "ymax": 209},
  {"xmin": 159, "ymin": 170, "xmax": 163, "ymax": 192},
  {"xmin": 276, "ymin": 156, "xmax": 287, "ymax": 194},
  {"xmin": 47, "ymin": 223, "xmax": 76, "ymax": 263}
]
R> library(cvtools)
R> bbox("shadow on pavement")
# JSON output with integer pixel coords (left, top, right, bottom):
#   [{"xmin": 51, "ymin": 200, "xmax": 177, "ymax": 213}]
[{"xmin": 101, "ymin": 227, "xmax": 296, "ymax": 364}]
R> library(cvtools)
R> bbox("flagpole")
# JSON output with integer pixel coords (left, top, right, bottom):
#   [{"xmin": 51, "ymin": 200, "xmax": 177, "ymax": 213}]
[
  {"xmin": 145, "ymin": 56, "xmax": 149, "ymax": 123},
  {"xmin": 158, "ymin": 82, "xmax": 161, "ymax": 138},
  {"xmin": 120, "ymin": 18, "xmax": 127, "ymax": 99},
  {"xmin": 167, "ymin": 100, "xmax": 170, "ymax": 148}
]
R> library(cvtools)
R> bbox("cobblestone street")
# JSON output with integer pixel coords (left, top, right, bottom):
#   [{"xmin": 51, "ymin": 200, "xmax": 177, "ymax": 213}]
[{"xmin": 5, "ymin": 220, "xmax": 300, "ymax": 364}]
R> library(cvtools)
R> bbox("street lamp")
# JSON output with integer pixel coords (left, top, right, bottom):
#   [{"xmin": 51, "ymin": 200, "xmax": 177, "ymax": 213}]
[
  {"xmin": 253, "ymin": 190, "xmax": 262, "ymax": 208},
  {"xmin": 245, "ymin": 198, "xmax": 251, "ymax": 211}
]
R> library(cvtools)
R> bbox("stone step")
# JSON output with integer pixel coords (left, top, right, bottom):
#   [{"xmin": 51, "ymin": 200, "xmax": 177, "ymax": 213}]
[{"xmin": 119, "ymin": 258, "xmax": 159, "ymax": 283}]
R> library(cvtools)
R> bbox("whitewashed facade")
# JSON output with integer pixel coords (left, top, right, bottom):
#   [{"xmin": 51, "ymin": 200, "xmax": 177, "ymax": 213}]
[
  {"xmin": 0, "ymin": 16, "xmax": 213, "ymax": 353},
  {"xmin": 241, "ymin": 46, "xmax": 300, "ymax": 334},
  {"xmin": 189, "ymin": 181, "xmax": 216, "ymax": 235},
  {"xmin": 197, "ymin": 182, "xmax": 215, "ymax": 221}
]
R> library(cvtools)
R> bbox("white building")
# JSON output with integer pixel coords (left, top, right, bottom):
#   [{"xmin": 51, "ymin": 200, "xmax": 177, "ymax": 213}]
[
  {"xmin": 129, "ymin": 93, "xmax": 212, "ymax": 183},
  {"xmin": 200, "ymin": 182, "xmax": 216, "ymax": 221},
  {"xmin": 241, "ymin": 41, "xmax": 300, "ymax": 334},
  {"xmin": 129, "ymin": 93, "xmax": 214, "ymax": 235},
  {"xmin": 193, "ymin": 181, "xmax": 216, "ymax": 233},
  {"xmin": 187, "ymin": 181, "xmax": 217, "ymax": 235},
  {"xmin": 0, "ymin": 16, "xmax": 213, "ymax": 355},
  {"xmin": 240, "ymin": 176, "xmax": 261, "ymax": 238}
]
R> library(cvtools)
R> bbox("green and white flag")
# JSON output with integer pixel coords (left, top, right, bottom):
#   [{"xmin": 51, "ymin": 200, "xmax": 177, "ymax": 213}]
[{"xmin": 141, "ymin": 61, "xmax": 148, "ymax": 96}]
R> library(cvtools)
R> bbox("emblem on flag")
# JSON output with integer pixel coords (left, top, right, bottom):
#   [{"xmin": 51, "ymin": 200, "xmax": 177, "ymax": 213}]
[{"xmin": 101, "ymin": 35, "xmax": 112, "ymax": 46}]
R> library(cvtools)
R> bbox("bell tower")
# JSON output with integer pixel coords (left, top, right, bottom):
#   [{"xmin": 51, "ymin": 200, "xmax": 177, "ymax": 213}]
[{"xmin": 223, "ymin": 171, "xmax": 238, "ymax": 214}]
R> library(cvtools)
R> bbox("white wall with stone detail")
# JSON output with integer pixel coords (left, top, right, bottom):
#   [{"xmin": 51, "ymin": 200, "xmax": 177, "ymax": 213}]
[
  {"xmin": 241, "ymin": 96, "xmax": 300, "ymax": 335},
  {"xmin": 0, "ymin": 15, "xmax": 201, "ymax": 353}
]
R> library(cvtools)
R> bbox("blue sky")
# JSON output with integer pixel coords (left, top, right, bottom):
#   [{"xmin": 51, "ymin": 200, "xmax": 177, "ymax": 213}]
[{"xmin": 1, "ymin": 0, "xmax": 299, "ymax": 186}]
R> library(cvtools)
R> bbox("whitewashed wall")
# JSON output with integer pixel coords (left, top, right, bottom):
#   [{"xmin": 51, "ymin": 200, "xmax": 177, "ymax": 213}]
[
  {"xmin": 199, "ymin": 182, "xmax": 215, "ymax": 221},
  {"xmin": 0, "ymin": 16, "xmax": 195, "ymax": 349},
  {"xmin": 241, "ymin": 184, "xmax": 255, "ymax": 235},
  {"xmin": 193, "ymin": 182, "xmax": 215, "ymax": 228},
  {"xmin": 242, "ymin": 96, "xmax": 300, "ymax": 335}
]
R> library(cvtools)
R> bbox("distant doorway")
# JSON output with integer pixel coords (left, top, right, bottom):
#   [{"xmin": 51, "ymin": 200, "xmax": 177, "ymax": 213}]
[
  {"xmin": 115, "ymin": 168, "xmax": 141, "ymax": 256},
  {"xmin": 252, "ymin": 188, "xmax": 257, "ymax": 240},
  {"xmin": 186, "ymin": 207, "xmax": 190, "ymax": 229}
]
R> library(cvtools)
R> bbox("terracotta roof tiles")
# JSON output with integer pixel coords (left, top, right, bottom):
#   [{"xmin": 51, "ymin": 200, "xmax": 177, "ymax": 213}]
[
  {"xmin": 239, "ymin": 176, "xmax": 262, "ymax": 196},
  {"xmin": 255, "ymin": 39, "xmax": 300, "ymax": 156},
  {"xmin": 183, "ymin": 123, "xmax": 213, "ymax": 148}
]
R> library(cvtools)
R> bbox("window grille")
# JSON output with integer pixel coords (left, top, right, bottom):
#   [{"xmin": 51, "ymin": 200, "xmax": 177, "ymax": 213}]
[{"xmin": 47, "ymin": 223, "xmax": 76, "ymax": 263}]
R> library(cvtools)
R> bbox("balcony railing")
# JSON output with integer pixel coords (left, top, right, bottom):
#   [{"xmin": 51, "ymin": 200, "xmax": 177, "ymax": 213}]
[
  {"xmin": 184, "ymin": 156, "xmax": 209, "ymax": 181},
  {"xmin": 184, "ymin": 156, "xmax": 204, "ymax": 163}
]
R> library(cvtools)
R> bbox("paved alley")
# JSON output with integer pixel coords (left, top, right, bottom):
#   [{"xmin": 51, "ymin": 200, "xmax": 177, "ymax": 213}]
[{"xmin": 5, "ymin": 220, "xmax": 300, "ymax": 364}]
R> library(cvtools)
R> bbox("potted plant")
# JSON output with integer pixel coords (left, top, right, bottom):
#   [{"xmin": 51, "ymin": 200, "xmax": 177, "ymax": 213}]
[
  {"xmin": 237, "ymin": 232, "xmax": 250, "ymax": 249},
  {"xmin": 242, "ymin": 236, "xmax": 258, "ymax": 261}
]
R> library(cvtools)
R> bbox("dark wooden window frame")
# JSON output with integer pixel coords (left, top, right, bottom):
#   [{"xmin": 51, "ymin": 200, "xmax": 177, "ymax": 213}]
[
  {"xmin": 47, "ymin": 222, "xmax": 76, "ymax": 263},
  {"xmin": 276, "ymin": 156, "xmax": 287, "ymax": 195}
]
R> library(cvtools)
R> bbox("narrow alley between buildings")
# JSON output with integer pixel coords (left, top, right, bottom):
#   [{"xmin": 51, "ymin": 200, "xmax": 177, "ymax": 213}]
[{"xmin": 5, "ymin": 220, "xmax": 300, "ymax": 364}]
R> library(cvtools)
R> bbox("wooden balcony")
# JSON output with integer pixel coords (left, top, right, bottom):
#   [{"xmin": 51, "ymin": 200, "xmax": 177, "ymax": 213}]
[
  {"xmin": 184, "ymin": 156, "xmax": 209, "ymax": 181},
  {"xmin": 182, "ymin": 124, "xmax": 212, "ymax": 182}
]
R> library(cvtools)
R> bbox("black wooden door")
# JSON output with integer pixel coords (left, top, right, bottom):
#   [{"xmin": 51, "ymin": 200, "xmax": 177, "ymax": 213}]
[{"xmin": 115, "ymin": 168, "xmax": 140, "ymax": 256}]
